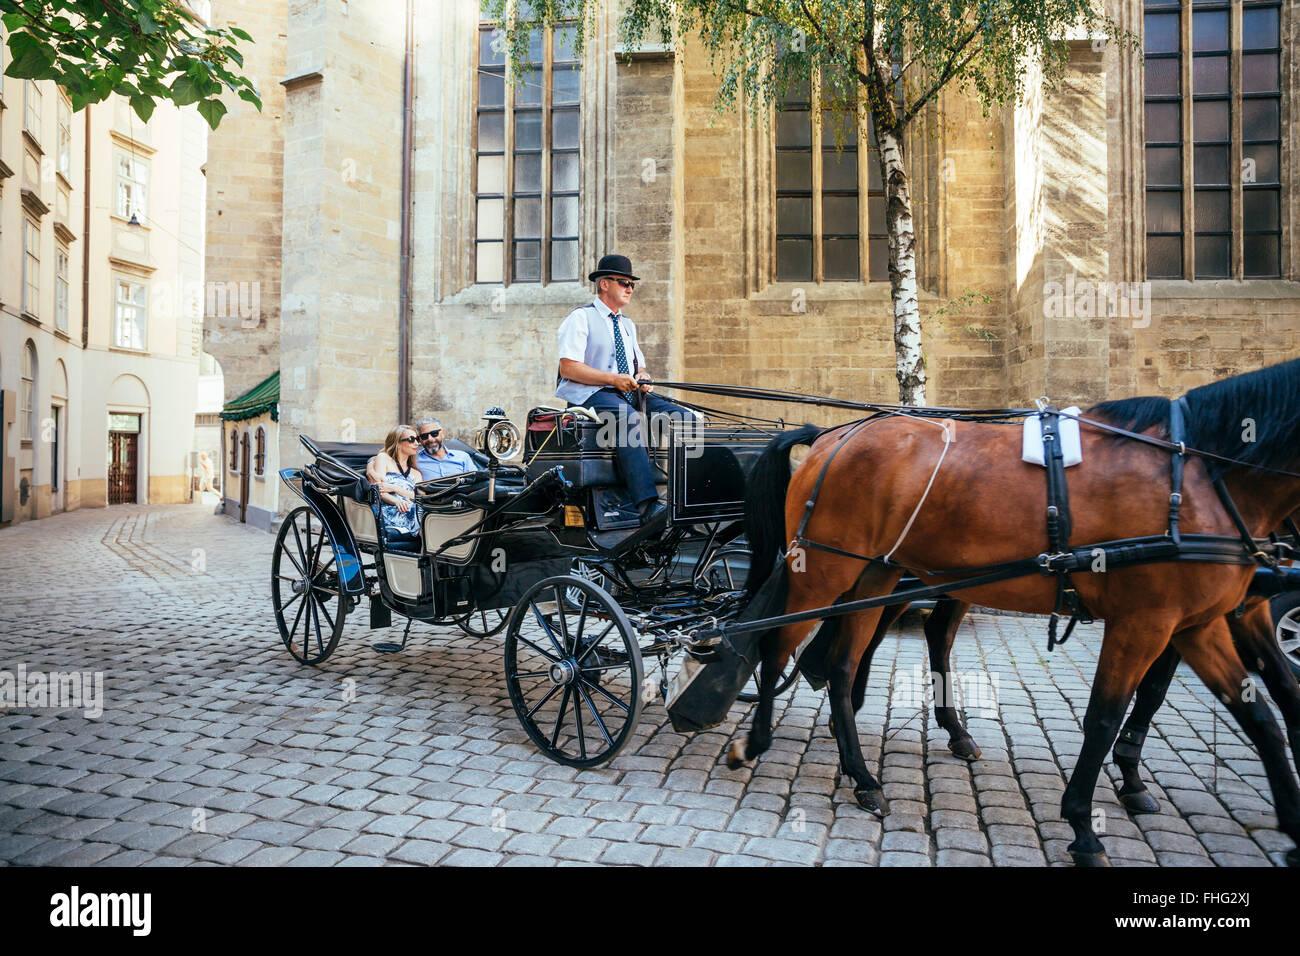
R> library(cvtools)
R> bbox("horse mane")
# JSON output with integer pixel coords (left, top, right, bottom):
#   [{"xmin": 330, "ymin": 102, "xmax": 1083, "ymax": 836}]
[{"xmin": 1086, "ymin": 357, "xmax": 1300, "ymax": 479}]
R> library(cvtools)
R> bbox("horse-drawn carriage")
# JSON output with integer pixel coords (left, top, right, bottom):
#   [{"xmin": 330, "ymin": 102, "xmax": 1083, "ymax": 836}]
[{"xmin": 274, "ymin": 404, "xmax": 790, "ymax": 767}]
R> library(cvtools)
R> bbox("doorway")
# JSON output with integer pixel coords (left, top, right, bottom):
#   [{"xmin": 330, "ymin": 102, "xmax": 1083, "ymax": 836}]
[
  {"xmin": 50, "ymin": 404, "xmax": 63, "ymax": 512},
  {"xmin": 108, "ymin": 412, "xmax": 141, "ymax": 505}
]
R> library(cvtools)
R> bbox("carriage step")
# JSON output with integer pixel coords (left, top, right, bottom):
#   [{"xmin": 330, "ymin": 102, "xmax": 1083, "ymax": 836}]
[{"xmin": 373, "ymin": 619, "xmax": 413, "ymax": 653}]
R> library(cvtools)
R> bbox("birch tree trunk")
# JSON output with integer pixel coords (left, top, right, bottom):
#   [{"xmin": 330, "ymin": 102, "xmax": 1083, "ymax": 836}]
[{"xmin": 877, "ymin": 127, "xmax": 926, "ymax": 406}]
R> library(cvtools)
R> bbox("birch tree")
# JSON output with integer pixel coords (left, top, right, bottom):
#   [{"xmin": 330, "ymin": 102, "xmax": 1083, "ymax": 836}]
[{"xmin": 483, "ymin": 0, "xmax": 1119, "ymax": 405}]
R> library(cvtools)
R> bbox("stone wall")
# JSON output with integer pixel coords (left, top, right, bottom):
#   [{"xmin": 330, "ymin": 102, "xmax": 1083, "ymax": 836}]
[
  {"xmin": 203, "ymin": 0, "xmax": 288, "ymax": 400},
  {"xmin": 278, "ymin": 0, "xmax": 404, "ymax": 462}
]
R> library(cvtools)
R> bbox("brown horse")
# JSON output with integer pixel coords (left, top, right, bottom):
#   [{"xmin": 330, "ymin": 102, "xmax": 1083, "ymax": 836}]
[{"xmin": 732, "ymin": 359, "xmax": 1300, "ymax": 865}]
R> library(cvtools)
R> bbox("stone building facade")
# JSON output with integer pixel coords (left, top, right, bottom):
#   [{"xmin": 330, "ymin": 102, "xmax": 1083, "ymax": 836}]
[
  {"xmin": 0, "ymin": 41, "xmax": 208, "ymax": 526},
  {"xmin": 204, "ymin": 0, "xmax": 1300, "ymax": 525}
]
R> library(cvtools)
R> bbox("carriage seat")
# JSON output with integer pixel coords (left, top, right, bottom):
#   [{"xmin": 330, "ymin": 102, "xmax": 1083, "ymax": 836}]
[
  {"xmin": 524, "ymin": 407, "xmax": 617, "ymax": 487},
  {"xmin": 523, "ymin": 406, "xmax": 667, "ymax": 490}
]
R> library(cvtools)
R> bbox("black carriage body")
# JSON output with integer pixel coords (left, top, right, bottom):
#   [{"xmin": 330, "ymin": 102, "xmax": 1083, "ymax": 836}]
[
  {"xmin": 523, "ymin": 407, "xmax": 781, "ymax": 532},
  {"xmin": 282, "ymin": 437, "xmax": 573, "ymax": 624}
]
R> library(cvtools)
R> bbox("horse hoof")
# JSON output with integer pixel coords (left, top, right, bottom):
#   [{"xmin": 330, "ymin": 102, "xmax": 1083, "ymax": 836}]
[
  {"xmin": 724, "ymin": 741, "xmax": 748, "ymax": 770},
  {"xmin": 1069, "ymin": 848, "xmax": 1112, "ymax": 867},
  {"xmin": 949, "ymin": 736, "xmax": 982, "ymax": 762},
  {"xmin": 854, "ymin": 787, "xmax": 890, "ymax": 817},
  {"xmin": 1119, "ymin": 790, "xmax": 1160, "ymax": 815}
]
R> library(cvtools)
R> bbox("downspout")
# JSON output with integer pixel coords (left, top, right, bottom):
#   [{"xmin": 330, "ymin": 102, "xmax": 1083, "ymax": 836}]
[
  {"xmin": 397, "ymin": 0, "xmax": 414, "ymax": 423},
  {"xmin": 81, "ymin": 105, "xmax": 91, "ymax": 349}
]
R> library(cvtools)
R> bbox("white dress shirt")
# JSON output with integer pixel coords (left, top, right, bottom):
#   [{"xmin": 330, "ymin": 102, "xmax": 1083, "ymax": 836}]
[{"xmin": 555, "ymin": 298, "xmax": 647, "ymax": 405}]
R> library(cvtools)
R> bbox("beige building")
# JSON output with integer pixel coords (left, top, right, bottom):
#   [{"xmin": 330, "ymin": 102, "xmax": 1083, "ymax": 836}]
[
  {"xmin": 204, "ymin": 0, "xmax": 1300, "ymax": 529},
  {"xmin": 0, "ymin": 39, "xmax": 210, "ymax": 525}
]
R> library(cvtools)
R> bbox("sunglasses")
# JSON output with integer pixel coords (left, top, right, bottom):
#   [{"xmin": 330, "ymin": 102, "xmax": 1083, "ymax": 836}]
[
  {"xmin": 418, "ymin": 430, "xmax": 442, "ymax": 440},
  {"xmin": 399, "ymin": 436, "xmax": 419, "ymax": 444},
  {"xmin": 613, "ymin": 278, "xmax": 635, "ymax": 290}
]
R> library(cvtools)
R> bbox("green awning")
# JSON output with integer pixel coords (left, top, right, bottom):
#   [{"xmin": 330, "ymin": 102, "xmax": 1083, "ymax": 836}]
[{"xmin": 220, "ymin": 371, "xmax": 280, "ymax": 422}]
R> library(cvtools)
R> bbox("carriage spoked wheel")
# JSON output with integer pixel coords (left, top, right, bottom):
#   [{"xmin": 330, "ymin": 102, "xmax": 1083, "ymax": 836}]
[
  {"xmin": 454, "ymin": 606, "xmax": 510, "ymax": 638},
  {"xmin": 272, "ymin": 506, "xmax": 349, "ymax": 665},
  {"xmin": 504, "ymin": 574, "xmax": 644, "ymax": 767}
]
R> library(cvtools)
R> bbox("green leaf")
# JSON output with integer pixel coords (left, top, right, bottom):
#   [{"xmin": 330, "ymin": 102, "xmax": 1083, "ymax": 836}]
[
  {"xmin": 196, "ymin": 96, "xmax": 227, "ymax": 129},
  {"xmin": 130, "ymin": 94, "xmax": 156, "ymax": 123},
  {"xmin": 1, "ymin": 13, "xmax": 29, "ymax": 31},
  {"xmin": 137, "ymin": 12, "xmax": 159, "ymax": 35},
  {"xmin": 237, "ymin": 87, "xmax": 262, "ymax": 110},
  {"xmin": 5, "ymin": 43, "xmax": 55, "ymax": 80},
  {"xmin": 170, "ymin": 73, "xmax": 201, "ymax": 105},
  {"xmin": 229, "ymin": 27, "xmax": 252, "ymax": 42}
]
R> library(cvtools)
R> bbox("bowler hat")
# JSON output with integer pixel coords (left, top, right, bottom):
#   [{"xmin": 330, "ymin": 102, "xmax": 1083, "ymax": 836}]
[{"xmin": 588, "ymin": 254, "xmax": 640, "ymax": 283}]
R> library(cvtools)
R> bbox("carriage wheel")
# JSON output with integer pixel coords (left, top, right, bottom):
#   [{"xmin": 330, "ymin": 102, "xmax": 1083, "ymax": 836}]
[
  {"xmin": 454, "ymin": 606, "xmax": 509, "ymax": 638},
  {"xmin": 697, "ymin": 547, "xmax": 800, "ymax": 702},
  {"xmin": 272, "ymin": 506, "xmax": 348, "ymax": 665},
  {"xmin": 504, "ymin": 574, "xmax": 644, "ymax": 768}
]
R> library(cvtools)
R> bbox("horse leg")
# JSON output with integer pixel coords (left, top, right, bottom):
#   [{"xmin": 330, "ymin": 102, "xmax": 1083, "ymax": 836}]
[
  {"xmin": 827, "ymin": 567, "xmax": 902, "ymax": 816},
  {"xmin": 1174, "ymin": 616, "xmax": 1300, "ymax": 866},
  {"xmin": 1111, "ymin": 644, "xmax": 1182, "ymax": 815},
  {"xmin": 1062, "ymin": 617, "xmax": 1173, "ymax": 867},
  {"xmin": 925, "ymin": 597, "xmax": 981, "ymax": 761},
  {"xmin": 1229, "ymin": 601, "xmax": 1300, "ymax": 771},
  {"xmin": 829, "ymin": 602, "xmax": 903, "ymax": 739}
]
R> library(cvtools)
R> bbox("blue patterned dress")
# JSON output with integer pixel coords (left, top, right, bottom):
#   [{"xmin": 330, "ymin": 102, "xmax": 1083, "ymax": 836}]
[{"xmin": 379, "ymin": 465, "xmax": 421, "ymax": 539}]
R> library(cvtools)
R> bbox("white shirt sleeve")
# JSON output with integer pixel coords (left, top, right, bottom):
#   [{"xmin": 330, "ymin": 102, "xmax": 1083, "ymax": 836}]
[{"xmin": 557, "ymin": 308, "xmax": 589, "ymax": 365}]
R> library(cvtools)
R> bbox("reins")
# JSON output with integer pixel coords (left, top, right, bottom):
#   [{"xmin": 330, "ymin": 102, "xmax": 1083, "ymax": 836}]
[{"xmin": 653, "ymin": 379, "xmax": 1300, "ymax": 654}]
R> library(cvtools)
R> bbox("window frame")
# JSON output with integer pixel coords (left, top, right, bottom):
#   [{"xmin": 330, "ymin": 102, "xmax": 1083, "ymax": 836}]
[
  {"xmin": 22, "ymin": 216, "xmax": 39, "ymax": 317},
  {"xmin": 23, "ymin": 79, "xmax": 41, "ymax": 141},
  {"xmin": 54, "ymin": 243, "xmax": 69, "ymax": 332},
  {"xmin": 21, "ymin": 342, "xmax": 36, "ymax": 443},
  {"xmin": 773, "ymin": 71, "xmax": 885, "ymax": 284},
  {"xmin": 1143, "ymin": 0, "xmax": 1284, "ymax": 279},
  {"xmin": 114, "ymin": 149, "xmax": 150, "ymax": 222},
  {"xmin": 56, "ymin": 94, "xmax": 72, "ymax": 180},
  {"xmin": 113, "ymin": 276, "xmax": 148, "ymax": 351},
  {"xmin": 254, "ymin": 426, "xmax": 267, "ymax": 479},
  {"xmin": 473, "ymin": 19, "xmax": 582, "ymax": 285}
]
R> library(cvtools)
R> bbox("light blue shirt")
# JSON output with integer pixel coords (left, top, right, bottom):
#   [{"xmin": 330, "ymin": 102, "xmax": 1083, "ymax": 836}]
[
  {"xmin": 555, "ymin": 299, "xmax": 647, "ymax": 406},
  {"xmin": 417, "ymin": 447, "xmax": 476, "ymax": 478}
]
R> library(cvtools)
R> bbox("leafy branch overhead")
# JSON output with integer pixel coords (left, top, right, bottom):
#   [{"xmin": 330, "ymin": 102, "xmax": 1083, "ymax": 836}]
[{"xmin": 1, "ymin": 0, "xmax": 261, "ymax": 128}]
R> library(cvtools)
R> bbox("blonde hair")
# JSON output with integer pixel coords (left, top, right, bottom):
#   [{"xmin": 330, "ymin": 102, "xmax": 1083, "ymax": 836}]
[{"xmin": 382, "ymin": 424, "xmax": 417, "ymax": 464}]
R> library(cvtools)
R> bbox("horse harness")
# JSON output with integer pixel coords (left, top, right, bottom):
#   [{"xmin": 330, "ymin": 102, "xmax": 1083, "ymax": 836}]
[{"xmin": 760, "ymin": 395, "xmax": 1298, "ymax": 655}]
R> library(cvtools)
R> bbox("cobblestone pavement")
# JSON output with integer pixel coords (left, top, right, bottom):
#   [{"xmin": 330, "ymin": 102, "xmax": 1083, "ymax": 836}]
[{"xmin": 0, "ymin": 504, "xmax": 1291, "ymax": 867}]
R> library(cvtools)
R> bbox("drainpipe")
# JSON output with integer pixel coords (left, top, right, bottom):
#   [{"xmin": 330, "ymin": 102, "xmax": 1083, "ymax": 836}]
[
  {"xmin": 397, "ymin": 0, "xmax": 414, "ymax": 423},
  {"xmin": 81, "ymin": 105, "xmax": 91, "ymax": 349}
]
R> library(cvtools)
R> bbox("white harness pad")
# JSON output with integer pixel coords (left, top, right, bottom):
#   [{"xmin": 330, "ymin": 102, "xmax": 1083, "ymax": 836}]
[{"xmin": 1022, "ymin": 406, "xmax": 1083, "ymax": 467}]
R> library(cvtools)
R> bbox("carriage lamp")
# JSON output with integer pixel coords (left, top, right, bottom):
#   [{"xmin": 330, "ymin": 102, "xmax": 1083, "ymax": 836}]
[{"xmin": 475, "ymin": 407, "xmax": 522, "ymax": 504}]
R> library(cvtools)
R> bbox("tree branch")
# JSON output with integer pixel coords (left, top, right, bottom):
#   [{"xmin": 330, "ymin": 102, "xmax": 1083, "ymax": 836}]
[{"xmin": 900, "ymin": 24, "xmax": 986, "ymax": 126}]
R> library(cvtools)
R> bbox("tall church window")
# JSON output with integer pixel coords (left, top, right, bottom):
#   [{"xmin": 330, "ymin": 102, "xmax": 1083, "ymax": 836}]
[
  {"xmin": 775, "ymin": 73, "xmax": 886, "ymax": 282},
  {"xmin": 1144, "ymin": 0, "xmax": 1283, "ymax": 279},
  {"xmin": 475, "ymin": 17, "xmax": 581, "ymax": 285}
]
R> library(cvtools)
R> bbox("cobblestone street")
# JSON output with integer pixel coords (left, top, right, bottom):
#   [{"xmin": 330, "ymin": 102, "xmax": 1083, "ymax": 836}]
[{"xmin": 0, "ymin": 504, "xmax": 1290, "ymax": 866}]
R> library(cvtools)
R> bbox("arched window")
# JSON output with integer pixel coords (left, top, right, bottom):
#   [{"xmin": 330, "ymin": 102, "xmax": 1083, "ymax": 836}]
[
  {"xmin": 254, "ymin": 426, "xmax": 267, "ymax": 478},
  {"xmin": 229, "ymin": 426, "xmax": 240, "ymax": 471},
  {"xmin": 21, "ymin": 341, "xmax": 36, "ymax": 442}
]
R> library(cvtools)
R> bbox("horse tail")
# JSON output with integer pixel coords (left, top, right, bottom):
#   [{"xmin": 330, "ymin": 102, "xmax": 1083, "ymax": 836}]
[{"xmin": 745, "ymin": 423, "xmax": 824, "ymax": 599}]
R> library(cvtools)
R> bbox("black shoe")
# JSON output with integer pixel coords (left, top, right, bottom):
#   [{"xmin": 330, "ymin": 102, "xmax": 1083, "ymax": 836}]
[{"xmin": 638, "ymin": 500, "xmax": 668, "ymax": 528}]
